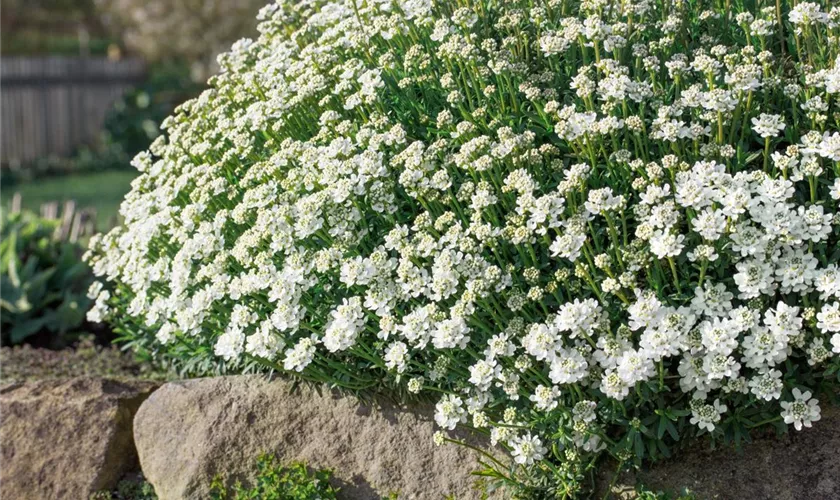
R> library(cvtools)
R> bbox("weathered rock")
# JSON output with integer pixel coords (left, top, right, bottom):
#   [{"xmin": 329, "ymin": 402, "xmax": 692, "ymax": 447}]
[
  {"xmin": 134, "ymin": 375, "xmax": 504, "ymax": 499},
  {"xmin": 0, "ymin": 377, "xmax": 159, "ymax": 500},
  {"xmin": 600, "ymin": 407, "xmax": 840, "ymax": 500}
]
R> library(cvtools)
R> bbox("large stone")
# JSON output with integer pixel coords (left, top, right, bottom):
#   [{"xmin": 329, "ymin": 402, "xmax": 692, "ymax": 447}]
[
  {"xmin": 600, "ymin": 407, "xmax": 840, "ymax": 499},
  {"xmin": 134, "ymin": 375, "xmax": 504, "ymax": 499},
  {"xmin": 0, "ymin": 377, "xmax": 158, "ymax": 500}
]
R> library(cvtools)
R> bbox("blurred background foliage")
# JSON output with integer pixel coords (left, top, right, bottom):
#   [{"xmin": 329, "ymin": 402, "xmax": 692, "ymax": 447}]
[
  {"xmin": 1, "ymin": 0, "xmax": 115, "ymax": 56},
  {"xmin": 2, "ymin": 62, "xmax": 200, "ymax": 187},
  {"xmin": 0, "ymin": 0, "xmax": 259, "ymax": 362},
  {"xmin": 94, "ymin": 0, "xmax": 265, "ymax": 82},
  {"xmin": 0, "ymin": 211, "xmax": 94, "ymax": 348}
]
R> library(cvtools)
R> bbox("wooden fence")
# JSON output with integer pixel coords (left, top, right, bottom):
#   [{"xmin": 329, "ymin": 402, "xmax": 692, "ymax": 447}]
[
  {"xmin": 9, "ymin": 192, "xmax": 105, "ymax": 242},
  {"xmin": 1, "ymin": 56, "xmax": 146, "ymax": 166}
]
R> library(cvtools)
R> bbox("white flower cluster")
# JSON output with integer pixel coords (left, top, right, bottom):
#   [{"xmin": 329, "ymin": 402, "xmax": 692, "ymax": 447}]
[{"xmin": 88, "ymin": 0, "xmax": 840, "ymax": 484}]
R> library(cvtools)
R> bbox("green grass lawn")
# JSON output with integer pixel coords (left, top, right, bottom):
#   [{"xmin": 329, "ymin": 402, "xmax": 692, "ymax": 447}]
[{"xmin": 2, "ymin": 170, "xmax": 138, "ymax": 231}]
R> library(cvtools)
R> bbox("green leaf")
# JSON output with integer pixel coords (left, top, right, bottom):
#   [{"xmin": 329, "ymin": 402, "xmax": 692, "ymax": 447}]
[
  {"xmin": 744, "ymin": 151, "xmax": 761, "ymax": 164},
  {"xmin": 634, "ymin": 433, "xmax": 645, "ymax": 459},
  {"xmin": 666, "ymin": 420, "xmax": 679, "ymax": 441},
  {"xmin": 3, "ymin": 231, "xmax": 20, "ymax": 287},
  {"xmin": 9, "ymin": 315, "xmax": 50, "ymax": 343},
  {"xmin": 657, "ymin": 416, "xmax": 667, "ymax": 440}
]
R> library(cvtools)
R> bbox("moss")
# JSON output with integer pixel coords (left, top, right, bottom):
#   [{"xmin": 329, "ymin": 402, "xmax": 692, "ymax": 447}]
[{"xmin": 0, "ymin": 336, "xmax": 172, "ymax": 383}]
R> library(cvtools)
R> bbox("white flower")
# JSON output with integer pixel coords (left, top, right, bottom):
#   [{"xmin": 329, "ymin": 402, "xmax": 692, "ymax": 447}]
[
  {"xmin": 434, "ymin": 394, "xmax": 466, "ymax": 430},
  {"xmin": 687, "ymin": 244, "xmax": 718, "ymax": 262},
  {"xmin": 384, "ymin": 341, "xmax": 409, "ymax": 373},
  {"xmin": 751, "ymin": 113, "xmax": 786, "ymax": 138},
  {"xmin": 628, "ymin": 290, "xmax": 665, "ymax": 330},
  {"xmin": 774, "ymin": 247, "xmax": 818, "ymax": 294},
  {"xmin": 214, "ymin": 326, "xmax": 245, "ymax": 361},
  {"xmin": 245, "ymin": 325, "xmax": 280, "ymax": 358},
  {"xmin": 549, "ymin": 347, "xmax": 589, "ymax": 384},
  {"xmin": 549, "ymin": 232, "xmax": 586, "ymax": 261},
  {"xmin": 650, "ymin": 230, "xmax": 685, "ymax": 258},
  {"xmin": 831, "ymin": 334, "xmax": 840, "ymax": 354},
  {"xmin": 509, "ymin": 433, "xmax": 547, "ymax": 465},
  {"xmin": 521, "ymin": 323, "xmax": 560, "ymax": 362},
  {"xmin": 830, "ymin": 179, "xmax": 840, "ymax": 200},
  {"xmin": 468, "ymin": 358, "xmax": 499, "ymax": 390},
  {"xmin": 572, "ymin": 400, "xmax": 598, "ymax": 423},
  {"xmin": 702, "ymin": 89, "xmax": 738, "ymax": 112},
  {"xmin": 407, "ymin": 377, "xmax": 424, "ymax": 393},
  {"xmin": 600, "ymin": 370, "xmax": 631, "ymax": 400},
  {"xmin": 815, "ymin": 265, "xmax": 840, "ymax": 300},
  {"xmin": 554, "ymin": 298, "xmax": 602, "ymax": 338},
  {"xmin": 432, "ymin": 316, "xmax": 471, "ymax": 349},
  {"xmin": 749, "ymin": 369, "xmax": 784, "ymax": 401},
  {"xmin": 742, "ymin": 327, "xmax": 787, "ymax": 369},
  {"xmin": 539, "ymin": 31, "xmax": 571, "ymax": 57},
  {"xmin": 616, "ymin": 349, "xmax": 655, "ymax": 385},
  {"xmin": 700, "ymin": 318, "xmax": 739, "ymax": 355},
  {"xmin": 734, "ymin": 258, "xmax": 775, "ymax": 299},
  {"xmin": 816, "ymin": 302, "xmax": 840, "ymax": 333},
  {"xmin": 529, "ymin": 385, "xmax": 561, "ymax": 411},
  {"xmin": 323, "ymin": 297, "xmax": 366, "ymax": 352},
  {"xmin": 691, "ymin": 207, "xmax": 727, "ymax": 241},
  {"xmin": 155, "ymin": 322, "xmax": 175, "ymax": 345},
  {"xmin": 585, "ymin": 187, "xmax": 625, "ymax": 215},
  {"xmin": 283, "ymin": 337, "xmax": 317, "ymax": 372},
  {"xmin": 691, "ymin": 281, "xmax": 734, "ymax": 317},
  {"xmin": 818, "ymin": 132, "xmax": 840, "ymax": 161},
  {"xmin": 484, "ymin": 333, "xmax": 516, "ymax": 359},
  {"xmin": 87, "ymin": 290, "xmax": 111, "ymax": 323},
  {"xmin": 690, "ymin": 398, "xmax": 727, "ymax": 432},
  {"xmin": 703, "ymin": 352, "xmax": 741, "ymax": 380},
  {"xmin": 789, "ymin": 2, "xmax": 828, "ymax": 25},
  {"xmin": 764, "ymin": 301, "xmax": 803, "ymax": 339},
  {"xmin": 781, "ymin": 388, "xmax": 821, "ymax": 431}
]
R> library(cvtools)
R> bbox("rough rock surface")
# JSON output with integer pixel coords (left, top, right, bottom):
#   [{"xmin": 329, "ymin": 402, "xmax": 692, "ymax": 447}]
[
  {"xmin": 134, "ymin": 375, "xmax": 504, "ymax": 499},
  {"xmin": 601, "ymin": 407, "xmax": 840, "ymax": 499},
  {"xmin": 0, "ymin": 377, "xmax": 159, "ymax": 500}
]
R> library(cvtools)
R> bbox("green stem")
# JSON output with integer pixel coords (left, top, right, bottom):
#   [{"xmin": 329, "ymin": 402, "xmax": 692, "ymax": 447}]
[
  {"xmin": 763, "ymin": 137, "xmax": 771, "ymax": 173},
  {"xmin": 667, "ymin": 257, "xmax": 682, "ymax": 294}
]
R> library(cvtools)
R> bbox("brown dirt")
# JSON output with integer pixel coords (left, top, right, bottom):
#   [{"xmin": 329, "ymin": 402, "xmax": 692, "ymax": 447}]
[{"xmin": 599, "ymin": 407, "xmax": 840, "ymax": 500}]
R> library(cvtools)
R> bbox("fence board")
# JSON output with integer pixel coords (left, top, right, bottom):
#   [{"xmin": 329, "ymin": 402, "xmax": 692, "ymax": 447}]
[{"xmin": 1, "ymin": 56, "xmax": 146, "ymax": 165}]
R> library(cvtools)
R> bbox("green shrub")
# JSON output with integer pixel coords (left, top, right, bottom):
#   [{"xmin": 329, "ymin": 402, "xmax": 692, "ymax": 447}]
[
  {"xmin": 1, "ymin": 211, "xmax": 94, "ymax": 347},
  {"xmin": 209, "ymin": 455, "xmax": 338, "ymax": 500},
  {"xmin": 88, "ymin": 0, "xmax": 840, "ymax": 497}
]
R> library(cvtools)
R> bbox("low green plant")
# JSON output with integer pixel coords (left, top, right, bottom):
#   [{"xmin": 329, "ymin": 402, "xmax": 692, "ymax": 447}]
[
  {"xmin": 631, "ymin": 486, "xmax": 697, "ymax": 500},
  {"xmin": 209, "ymin": 455, "xmax": 338, "ymax": 500},
  {"xmin": 90, "ymin": 475, "xmax": 158, "ymax": 500},
  {"xmin": 0, "ymin": 210, "xmax": 94, "ymax": 347}
]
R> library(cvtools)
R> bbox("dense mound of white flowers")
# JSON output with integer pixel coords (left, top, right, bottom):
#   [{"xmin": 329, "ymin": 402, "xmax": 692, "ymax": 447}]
[{"xmin": 87, "ymin": 0, "xmax": 840, "ymax": 494}]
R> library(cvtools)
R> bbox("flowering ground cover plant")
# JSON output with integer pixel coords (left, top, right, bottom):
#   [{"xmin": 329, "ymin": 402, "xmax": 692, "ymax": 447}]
[{"xmin": 87, "ymin": 0, "xmax": 840, "ymax": 496}]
